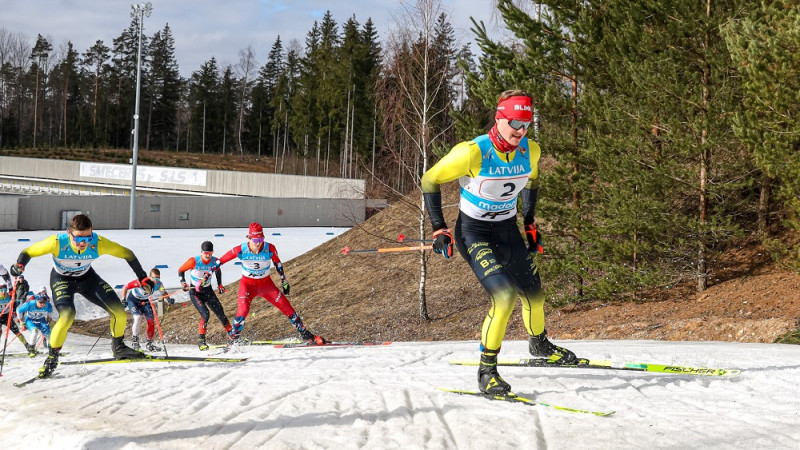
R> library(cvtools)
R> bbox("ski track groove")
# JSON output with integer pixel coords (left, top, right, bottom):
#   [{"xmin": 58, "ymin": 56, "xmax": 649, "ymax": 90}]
[{"xmin": 430, "ymin": 392, "xmax": 460, "ymax": 448}]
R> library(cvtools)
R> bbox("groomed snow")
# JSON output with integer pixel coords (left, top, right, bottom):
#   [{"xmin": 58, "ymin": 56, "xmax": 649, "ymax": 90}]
[
  {"xmin": 1, "ymin": 228, "xmax": 799, "ymax": 448},
  {"xmin": 1, "ymin": 336, "xmax": 798, "ymax": 449}
]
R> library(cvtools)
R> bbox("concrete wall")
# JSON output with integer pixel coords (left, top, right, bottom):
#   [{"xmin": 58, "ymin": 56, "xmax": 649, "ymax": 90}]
[
  {"xmin": 0, "ymin": 156, "xmax": 365, "ymax": 199},
  {"xmin": 13, "ymin": 195, "xmax": 364, "ymax": 230},
  {"xmin": 0, "ymin": 195, "xmax": 19, "ymax": 229}
]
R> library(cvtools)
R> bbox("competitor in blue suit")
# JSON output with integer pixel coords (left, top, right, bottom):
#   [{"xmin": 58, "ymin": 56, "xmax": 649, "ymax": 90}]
[
  {"xmin": 178, "ymin": 241, "xmax": 233, "ymax": 350},
  {"xmin": 16, "ymin": 292, "xmax": 54, "ymax": 354},
  {"xmin": 421, "ymin": 90, "xmax": 577, "ymax": 395},
  {"xmin": 11, "ymin": 214, "xmax": 154, "ymax": 378}
]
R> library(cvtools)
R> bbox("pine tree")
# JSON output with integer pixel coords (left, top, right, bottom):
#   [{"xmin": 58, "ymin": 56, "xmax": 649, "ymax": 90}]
[
  {"xmin": 110, "ymin": 19, "xmax": 147, "ymax": 149},
  {"xmin": 147, "ymin": 23, "xmax": 181, "ymax": 151},
  {"xmin": 30, "ymin": 34, "xmax": 52, "ymax": 147},
  {"xmin": 724, "ymin": 1, "xmax": 800, "ymax": 262},
  {"xmin": 188, "ymin": 57, "xmax": 221, "ymax": 153},
  {"xmin": 82, "ymin": 39, "xmax": 110, "ymax": 147},
  {"xmin": 576, "ymin": 0, "xmax": 750, "ymax": 294},
  {"xmin": 246, "ymin": 36, "xmax": 283, "ymax": 157},
  {"xmin": 49, "ymin": 41, "xmax": 84, "ymax": 146},
  {"xmin": 219, "ymin": 65, "xmax": 238, "ymax": 155}
]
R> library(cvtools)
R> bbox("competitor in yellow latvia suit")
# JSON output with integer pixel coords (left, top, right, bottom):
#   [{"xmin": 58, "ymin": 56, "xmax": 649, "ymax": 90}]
[
  {"xmin": 421, "ymin": 90, "xmax": 577, "ymax": 395},
  {"xmin": 10, "ymin": 214, "xmax": 155, "ymax": 378}
]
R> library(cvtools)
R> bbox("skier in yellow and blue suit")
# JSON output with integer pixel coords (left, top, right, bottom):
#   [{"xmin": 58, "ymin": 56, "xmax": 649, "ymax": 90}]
[
  {"xmin": 421, "ymin": 90, "xmax": 577, "ymax": 395},
  {"xmin": 10, "ymin": 214, "xmax": 155, "ymax": 378}
]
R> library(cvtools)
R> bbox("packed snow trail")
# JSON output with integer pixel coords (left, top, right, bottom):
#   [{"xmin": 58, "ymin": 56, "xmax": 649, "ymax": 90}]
[{"xmin": 1, "ymin": 334, "xmax": 799, "ymax": 449}]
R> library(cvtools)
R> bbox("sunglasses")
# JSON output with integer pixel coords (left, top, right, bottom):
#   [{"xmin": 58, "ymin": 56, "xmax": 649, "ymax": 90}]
[
  {"xmin": 201, "ymin": 251, "xmax": 213, "ymax": 256},
  {"xmin": 250, "ymin": 238, "xmax": 264, "ymax": 244},
  {"xmin": 498, "ymin": 112, "xmax": 532, "ymax": 131},
  {"xmin": 71, "ymin": 233, "xmax": 92, "ymax": 244}
]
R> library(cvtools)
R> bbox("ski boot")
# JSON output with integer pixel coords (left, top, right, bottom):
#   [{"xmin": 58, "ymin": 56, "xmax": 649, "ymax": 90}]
[
  {"xmin": 528, "ymin": 330, "xmax": 577, "ymax": 364},
  {"xmin": 131, "ymin": 335, "xmax": 141, "ymax": 351},
  {"xmin": 227, "ymin": 333, "xmax": 242, "ymax": 349},
  {"xmin": 198, "ymin": 334, "xmax": 209, "ymax": 351},
  {"xmin": 112, "ymin": 336, "xmax": 146, "ymax": 359},
  {"xmin": 478, "ymin": 352, "xmax": 511, "ymax": 395},
  {"xmin": 38, "ymin": 348, "xmax": 61, "ymax": 379},
  {"xmin": 26, "ymin": 344, "xmax": 38, "ymax": 357},
  {"xmin": 146, "ymin": 339, "xmax": 161, "ymax": 352},
  {"xmin": 300, "ymin": 328, "xmax": 327, "ymax": 345}
]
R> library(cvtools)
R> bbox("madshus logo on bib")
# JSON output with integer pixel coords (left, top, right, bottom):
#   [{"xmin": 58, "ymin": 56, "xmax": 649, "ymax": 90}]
[{"xmin": 477, "ymin": 198, "xmax": 516, "ymax": 219}]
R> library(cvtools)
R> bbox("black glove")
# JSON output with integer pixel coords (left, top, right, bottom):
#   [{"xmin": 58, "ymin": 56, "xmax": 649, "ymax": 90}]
[
  {"xmin": 432, "ymin": 228, "xmax": 454, "ymax": 259},
  {"xmin": 282, "ymin": 281, "xmax": 290, "ymax": 295},
  {"xmin": 218, "ymin": 285, "xmax": 227, "ymax": 294},
  {"xmin": 524, "ymin": 223, "xmax": 544, "ymax": 254},
  {"xmin": 139, "ymin": 277, "xmax": 155, "ymax": 295},
  {"xmin": 181, "ymin": 281, "xmax": 189, "ymax": 292},
  {"xmin": 10, "ymin": 263, "xmax": 24, "ymax": 277},
  {"xmin": 166, "ymin": 297, "xmax": 175, "ymax": 305}
]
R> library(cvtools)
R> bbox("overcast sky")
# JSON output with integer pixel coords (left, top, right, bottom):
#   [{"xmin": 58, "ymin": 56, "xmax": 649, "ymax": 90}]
[{"xmin": 1, "ymin": 0, "xmax": 501, "ymax": 76}]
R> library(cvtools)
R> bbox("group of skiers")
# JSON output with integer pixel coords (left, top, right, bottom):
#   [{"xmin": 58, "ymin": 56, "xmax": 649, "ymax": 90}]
[
  {"xmin": 0, "ymin": 266, "xmax": 54, "ymax": 356},
  {"xmin": 1, "ymin": 215, "xmax": 326, "ymax": 379},
  {"xmin": 3, "ymin": 90, "xmax": 576, "ymax": 394}
]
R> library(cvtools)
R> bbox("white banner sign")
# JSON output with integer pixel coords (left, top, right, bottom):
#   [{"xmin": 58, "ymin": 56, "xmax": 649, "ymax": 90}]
[{"xmin": 79, "ymin": 162, "xmax": 207, "ymax": 186}]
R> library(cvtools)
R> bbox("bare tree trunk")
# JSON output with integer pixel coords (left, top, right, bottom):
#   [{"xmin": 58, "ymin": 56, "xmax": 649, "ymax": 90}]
[
  {"xmin": 758, "ymin": 175, "xmax": 771, "ymax": 236},
  {"xmin": 697, "ymin": 0, "xmax": 711, "ymax": 293},
  {"xmin": 93, "ymin": 71, "xmax": 99, "ymax": 146},
  {"xmin": 62, "ymin": 72, "xmax": 68, "ymax": 146},
  {"xmin": 343, "ymin": 89, "xmax": 351, "ymax": 178},
  {"xmin": 570, "ymin": 75, "xmax": 583, "ymax": 297},
  {"xmin": 237, "ymin": 46, "xmax": 255, "ymax": 155},
  {"xmin": 33, "ymin": 68, "xmax": 39, "ymax": 147},
  {"xmin": 418, "ymin": 193, "xmax": 429, "ymax": 320},
  {"xmin": 146, "ymin": 97, "xmax": 152, "ymax": 150},
  {"xmin": 349, "ymin": 85, "xmax": 356, "ymax": 178},
  {"xmin": 316, "ymin": 135, "xmax": 321, "ymax": 176}
]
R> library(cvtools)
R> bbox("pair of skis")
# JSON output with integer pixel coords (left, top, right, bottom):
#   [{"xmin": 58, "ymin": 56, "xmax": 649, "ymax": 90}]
[
  {"xmin": 448, "ymin": 356, "xmax": 741, "ymax": 377},
  {"xmin": 441, "ymin": 356, "xmax": 741, "ymax": 416},
  {"xmin": 211, "ymin": 340, "xmax": 392, "ymax": 353}
]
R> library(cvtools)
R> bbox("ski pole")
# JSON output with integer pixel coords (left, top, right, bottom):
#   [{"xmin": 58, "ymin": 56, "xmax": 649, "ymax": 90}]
[
  {"xmin": 0, "ymin": 276, "xmax": 20, "ymax": 376},
  {"xmin": 34, "ymin": 331, "xmax": 46, "ymax": 351},
  {"xmin": 0, "ymin": 302, "xmax": 12, "ymax": 376},
  {"xmin": 148, "ymin": 295, "xmax": 169, "ymax": 357},
  {"xmin": 397, "ymin": 234, "xmax": 433, "ymax": 244},
  {"xmin": 342, "ymin": 244, "xmax": 432, "ymax": 255},
  {"xmin": 86, "ymin": 335, "xmax": 103, "ymax": 357},
  {"xmin": 149, "ymin": 287, "xmax": 182, "ymax": 328}
]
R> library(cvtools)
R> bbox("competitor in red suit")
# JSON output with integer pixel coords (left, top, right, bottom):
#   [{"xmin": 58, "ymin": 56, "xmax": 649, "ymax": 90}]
[{"xmin": 217, "ymin": 222, "xmax": 326, "ymax": 345}]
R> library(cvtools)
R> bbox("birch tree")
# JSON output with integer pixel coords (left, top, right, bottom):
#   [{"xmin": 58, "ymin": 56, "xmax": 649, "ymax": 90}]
[{"xmin": 378, "ymin": 0, "xmax": 457, "ymax": 319}]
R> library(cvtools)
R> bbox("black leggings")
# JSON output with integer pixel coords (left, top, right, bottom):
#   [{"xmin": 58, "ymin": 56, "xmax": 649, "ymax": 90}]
[
  {"xmin": 454, "ymin": 213, "xmax": 546, "ymax": 351},
  {"xmin": 50, "ymin": 268, "xmax": 126, "ymax": 348},
  {"xmin": 189, "ymin": 287, "xmax": 230, "ymax": 335},
  {"xmin": 0, "ymin": 312, "xmax": 23, "ymax": 336}
]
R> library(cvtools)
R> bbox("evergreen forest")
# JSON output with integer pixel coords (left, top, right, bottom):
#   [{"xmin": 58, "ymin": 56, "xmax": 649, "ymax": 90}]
[{"xmin": 1, "ymin": 0, "xmax": 799, "ymax": 304}]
